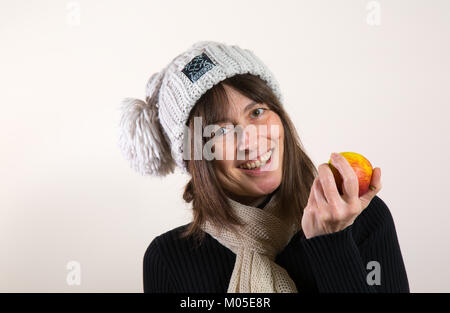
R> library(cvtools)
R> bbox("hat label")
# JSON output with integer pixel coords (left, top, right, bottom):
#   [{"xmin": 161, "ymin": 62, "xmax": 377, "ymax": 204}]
[{"xmin": 182, "ymin": 52, "xmax": 216, "ymax": 83}]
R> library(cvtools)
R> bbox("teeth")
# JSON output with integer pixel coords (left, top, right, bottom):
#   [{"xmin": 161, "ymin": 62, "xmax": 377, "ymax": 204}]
[
  {"xmin": 260, "ymin": 150, "xmax": 271, "ymax": 162},
  {"xmin": 239, "ymin": 149, "xmax": 272, "ymax": 169}
]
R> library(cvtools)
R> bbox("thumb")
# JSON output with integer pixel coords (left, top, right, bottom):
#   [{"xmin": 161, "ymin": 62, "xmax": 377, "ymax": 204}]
[{"xmin": 360, "ymin": 167, "xmax": 382, "ymax": 209}]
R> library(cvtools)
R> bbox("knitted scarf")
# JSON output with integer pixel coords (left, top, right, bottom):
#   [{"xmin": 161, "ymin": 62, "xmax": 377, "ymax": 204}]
[{"xmin": 200, "ymin": 190, "xmax": 300, "ymax": 293}]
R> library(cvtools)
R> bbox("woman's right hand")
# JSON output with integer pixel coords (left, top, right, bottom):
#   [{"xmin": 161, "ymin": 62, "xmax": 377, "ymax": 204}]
[{"xmin": 301, "ymin": 154, "xmax": 382, "ymax": 239}]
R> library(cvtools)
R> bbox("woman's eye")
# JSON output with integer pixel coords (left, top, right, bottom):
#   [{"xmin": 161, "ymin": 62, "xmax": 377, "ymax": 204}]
[
  {"xmin": 214, "ymin": 126, "xmax": 233, "ymax": 137},
  {"xmin": 250, "ymin": 108, "xmax": 266, "ymax": 118}
]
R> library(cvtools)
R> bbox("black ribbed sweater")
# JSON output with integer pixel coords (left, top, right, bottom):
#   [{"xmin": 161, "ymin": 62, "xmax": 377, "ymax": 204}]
[{"xmin": 143, "ymin": 195, "xmax": 409, "ymax": 293}]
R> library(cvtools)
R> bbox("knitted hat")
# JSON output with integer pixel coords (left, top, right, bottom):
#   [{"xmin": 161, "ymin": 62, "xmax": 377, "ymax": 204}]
[{"xmin": 118, "ymin": 40, "xmax": 284, "ymax": 177}]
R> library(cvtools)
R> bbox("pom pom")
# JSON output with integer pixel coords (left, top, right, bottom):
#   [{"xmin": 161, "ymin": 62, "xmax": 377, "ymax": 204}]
[{"xmin": 118, "ymin": 72, "xmax": 176, "ymax": 177}]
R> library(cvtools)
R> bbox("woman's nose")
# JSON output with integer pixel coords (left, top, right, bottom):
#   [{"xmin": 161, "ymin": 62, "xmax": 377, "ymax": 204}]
[{"xmin": 237, "ymin": 125, "xmax": 261, "ymax": 158}]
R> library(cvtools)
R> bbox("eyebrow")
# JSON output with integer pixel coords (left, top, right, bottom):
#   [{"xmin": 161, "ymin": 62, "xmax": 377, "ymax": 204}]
[{"xmin": 213, "ymin": 101, "xmax": 259, "ymax": 124}]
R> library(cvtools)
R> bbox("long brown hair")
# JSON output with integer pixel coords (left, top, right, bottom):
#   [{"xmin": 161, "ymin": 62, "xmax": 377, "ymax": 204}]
[{"xmin": 180, "ymin": 73, "xmax": 317, "ymax": 246}]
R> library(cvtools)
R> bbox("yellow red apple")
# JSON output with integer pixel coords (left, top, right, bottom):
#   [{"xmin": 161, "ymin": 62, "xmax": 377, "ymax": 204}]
[{"xmin": 328, "ymin": 152, "xmax": 373, "ymax": 197}]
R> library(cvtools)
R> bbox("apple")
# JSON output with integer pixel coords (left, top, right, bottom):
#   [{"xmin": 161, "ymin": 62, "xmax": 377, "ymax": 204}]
[{"xmin": 328, "ymin": 152, "xmax": 373, "ymax": 197}]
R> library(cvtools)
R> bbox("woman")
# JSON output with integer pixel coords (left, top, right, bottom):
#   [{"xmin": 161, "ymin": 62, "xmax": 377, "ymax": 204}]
[{"xmin": 119, "ymin": 41, "xmax": 409, "ymax": 293}]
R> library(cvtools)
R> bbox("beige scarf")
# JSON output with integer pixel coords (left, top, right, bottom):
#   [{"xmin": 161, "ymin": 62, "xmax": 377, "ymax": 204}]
[{"xmin": 200, "ymin": 191, "xmax": 300, "ymax": 293}]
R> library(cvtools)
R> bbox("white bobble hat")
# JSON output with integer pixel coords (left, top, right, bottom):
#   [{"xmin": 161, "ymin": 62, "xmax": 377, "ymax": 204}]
[{"xmin": 118, "ymin": 40, "xmax": 284, "ymax": 177}]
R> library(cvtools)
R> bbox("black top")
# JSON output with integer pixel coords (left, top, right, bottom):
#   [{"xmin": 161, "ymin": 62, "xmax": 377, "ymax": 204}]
[{"xmin": 143, "ymin": 195, "xmax": 409, "ymax": 293}]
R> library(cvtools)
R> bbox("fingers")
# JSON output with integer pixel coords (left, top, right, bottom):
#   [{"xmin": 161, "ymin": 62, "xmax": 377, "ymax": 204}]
[
  {"xmin": 330, "ymin": 153, "xmax": 359, "ymax": 201},
  {"xmin": 370, "ymin": 167, "xmax": 382, "ymax": 192},
  {"xmin": 307, "ymin": 181, "xmax": 317, "ymax": 207},
  {"xmin": 360, "ymin": 167, "xmax": 383, "ymax": 207},
  {"xmin": 312, "ymin": 177, "xmax": 335, "ymax": 224},
  {"xmin": 312, "ymin": 177, "xmax": 327, "ymax": 207},
  {"xmin": 318, "ymin": 163, "xmax": 342, "ymax": 206}
]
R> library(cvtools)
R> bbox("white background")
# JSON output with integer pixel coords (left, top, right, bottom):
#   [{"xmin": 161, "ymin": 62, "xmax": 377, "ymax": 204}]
[{"xmin": 1, "ymin": 0, "xmax": 449, "ymax": 292}]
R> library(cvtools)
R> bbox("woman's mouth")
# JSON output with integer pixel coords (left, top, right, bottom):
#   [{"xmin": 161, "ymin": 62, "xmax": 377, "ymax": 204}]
[{"xmin": 237, "ymin": 149, "xmax": 274, "ymax": 173}]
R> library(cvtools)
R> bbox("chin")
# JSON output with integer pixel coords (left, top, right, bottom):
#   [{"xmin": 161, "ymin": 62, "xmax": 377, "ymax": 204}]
[{"xmin": 252, "ymin": 177, "xmax": 281, "ymax": 195}]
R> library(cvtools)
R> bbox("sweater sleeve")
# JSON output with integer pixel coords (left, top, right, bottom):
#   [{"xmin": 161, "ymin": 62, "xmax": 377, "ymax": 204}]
[
  {"xmin": 143, "ymin": 236, "xmax": 176, "ymax": 293},
  {"xmin": 301, "ymin": 196, "xmax": 410, "ymax": 293}
]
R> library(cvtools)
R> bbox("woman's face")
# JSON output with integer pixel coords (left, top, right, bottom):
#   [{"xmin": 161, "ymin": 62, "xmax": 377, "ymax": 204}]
[{"xmin": 211, "ymin": 85, "xmax": 284, "ymax": 203}]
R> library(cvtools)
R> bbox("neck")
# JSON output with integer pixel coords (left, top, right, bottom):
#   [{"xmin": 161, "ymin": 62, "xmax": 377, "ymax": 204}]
[
  {"xmin": 224, "ymin": 188, "xmax": 278, "ymax": 209},
  {"xmin": 236, "ymin": 195, "xmax": 269, "ymax": 208}
]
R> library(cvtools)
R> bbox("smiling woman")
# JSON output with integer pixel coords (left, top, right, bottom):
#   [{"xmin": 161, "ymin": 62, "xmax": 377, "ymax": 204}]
[
  {"xmin": 180, "ymin": 73, "xmax": 316, "ymax": 247},
  {"xmin": 118, "ymin": 40, "xmax": 409, "ymax": 293}
]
